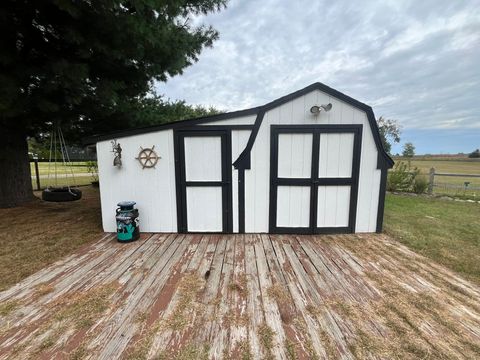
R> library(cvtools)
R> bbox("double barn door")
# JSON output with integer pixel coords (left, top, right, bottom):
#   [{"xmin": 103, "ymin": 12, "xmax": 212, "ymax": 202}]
[{"xmin": 269, "ymin": 125, "xmax": 362, "ymax": 234}]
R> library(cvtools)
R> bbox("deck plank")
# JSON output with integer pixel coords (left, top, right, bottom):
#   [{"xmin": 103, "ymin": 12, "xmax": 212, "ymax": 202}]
[
  {"xmin": 227, "ymin": 234, "xmax": 249, "ymax": 357},
  {"xmin": 92, "ymin": 233, "xmax": 188, "ymax": 359},
  {"xmin": 148, "ymin": 235, "xmax": 221, "ymax": 357},
  {"xmin": 260, "ymin": 234, "xmax": 311, "ymax": 359},
  {"xmin": 269, "ymin": 235, "xmax": 328, "ymax": 359},
  {"xmin": 244, "ymin": 234, "xmax": 265, "ymax": 359},
  {"xmin": 254, "ymin": 234, "xmax": 288, "ymax": 359},
  {"xmin": 207, "ymin": 235, "xmax": 235, "ymax": 359}
]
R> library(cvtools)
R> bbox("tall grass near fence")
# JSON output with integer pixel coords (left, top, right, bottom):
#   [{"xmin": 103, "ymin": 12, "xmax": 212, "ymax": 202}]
[{"xmin": 389, "ymin": 159, "xmax": 480, "ymax": 199}]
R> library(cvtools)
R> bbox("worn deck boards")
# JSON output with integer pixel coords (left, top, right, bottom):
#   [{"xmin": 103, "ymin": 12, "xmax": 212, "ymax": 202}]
[{"xmin": 0, "ymin": 233, "xmax": 479, "ymax": 359}]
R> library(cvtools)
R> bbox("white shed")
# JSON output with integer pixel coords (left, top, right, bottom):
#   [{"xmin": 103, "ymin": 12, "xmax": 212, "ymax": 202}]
[{"xmin": 87, "ymin": 83, "xmax": 394, "ymax": 234}]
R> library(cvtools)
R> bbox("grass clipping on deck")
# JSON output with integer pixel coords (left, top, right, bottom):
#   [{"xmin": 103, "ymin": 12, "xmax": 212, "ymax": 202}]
[
  {"xmin": 52, "ymin": 282, "xmax": 118, "ymax": 329},
  {"xmin": 164, "ymin": 273, "xmax": 206, "ymax": 331}
]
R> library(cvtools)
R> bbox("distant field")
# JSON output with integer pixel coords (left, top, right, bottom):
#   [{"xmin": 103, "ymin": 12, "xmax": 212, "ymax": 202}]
[
  {"xmin": 392, "ymin": 157, "xmax": 480, "ymax": 198},
  {"xmin": 394, "ymin": 157, "xmax": 480, "ymax": 174}
]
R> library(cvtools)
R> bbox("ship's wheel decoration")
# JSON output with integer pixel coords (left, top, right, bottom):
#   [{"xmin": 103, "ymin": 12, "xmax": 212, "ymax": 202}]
[{"xmin": 135, "ymin": 146, "xmax": 160, "ymax": 169}]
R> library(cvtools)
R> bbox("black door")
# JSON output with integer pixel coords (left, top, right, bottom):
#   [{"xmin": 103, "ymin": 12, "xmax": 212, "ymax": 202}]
[
  {"xmin": 174, "ymin": 129, "xmax": 233, "ymax": 233},
  {"xmin": 269, "ymin": 125, "xmax": 362, "ymax": 234}
]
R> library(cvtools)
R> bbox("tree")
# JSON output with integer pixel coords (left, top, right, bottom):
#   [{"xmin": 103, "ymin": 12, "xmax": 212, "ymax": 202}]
[
  {"xmin": 402, "ymin": 142, "xmax": 415, "ymax": 158},
  {"xmin": 126, "ymin": 96, "xmax": 221, "ymax": 128},
  {"xmin": 29, "ymin": 98, "xmax": 222, "ymax": 158},
  {"xmin": 376, "ymin": 116, "xmax": 401, "ymax": 155},
  {"xmin": 468, "ymin": 149, "xmax": 480, "ymax": 158},
  {"xmin": 0, "ymin": 0, "xmax": 227, "ymax": 207}
]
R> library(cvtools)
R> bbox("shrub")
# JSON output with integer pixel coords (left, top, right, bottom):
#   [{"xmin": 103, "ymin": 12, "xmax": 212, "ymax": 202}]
[
  {"xmin": 387, "ymin": 161, "xmax": 419, "ymax": 192},
  {"xmin": 468, "ymin": 149, "xmax": 480, "ymax": 158},
  {"xmin": 413, "ymin": 175, "xmax": 429, "ymax": 194},
  {"xmin": 86, "ymin": 161, "xmax": 99, "ymax": 183}
]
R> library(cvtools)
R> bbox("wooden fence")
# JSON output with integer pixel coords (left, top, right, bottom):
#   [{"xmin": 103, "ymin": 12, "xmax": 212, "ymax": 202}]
[
  {"xmin": 30, "ymin": 158, "xmax": 96, "ymax": 190},
  {"xmin": 428, "ymin": 167, "xmax": 480, "ymax": 195}
]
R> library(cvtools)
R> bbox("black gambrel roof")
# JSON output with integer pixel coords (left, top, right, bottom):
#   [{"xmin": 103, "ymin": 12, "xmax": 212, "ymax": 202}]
[{"xmin": 84, "ymin": 82, "xmax": 394, "ymax": 169}]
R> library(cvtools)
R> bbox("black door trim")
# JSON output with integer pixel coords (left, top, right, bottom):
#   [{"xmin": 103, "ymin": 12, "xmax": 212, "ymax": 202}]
[
  {"xmin": 269, "ymin": 124, "xmax": 362, "ymax": 234},
  {"xmin": 174, "ymin": 129, "xmax": 233, "ymax": 233}
]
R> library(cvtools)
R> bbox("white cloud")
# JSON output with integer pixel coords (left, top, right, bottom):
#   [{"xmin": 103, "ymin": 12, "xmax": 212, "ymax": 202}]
[{"xmin": 155, "ymin": 0, "xmax": 480, "ymax": 133}]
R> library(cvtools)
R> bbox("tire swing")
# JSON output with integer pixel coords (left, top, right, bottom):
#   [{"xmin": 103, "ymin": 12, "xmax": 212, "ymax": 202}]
[{"xmin": 42, "ymin": 122, "xmax": 82, "ymax": 202}]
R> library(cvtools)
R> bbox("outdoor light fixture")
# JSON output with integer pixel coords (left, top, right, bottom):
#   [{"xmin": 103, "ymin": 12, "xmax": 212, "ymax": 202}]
[{"xmin": 310, "ymin": 103, "xmax": 333, "ymax": 115}]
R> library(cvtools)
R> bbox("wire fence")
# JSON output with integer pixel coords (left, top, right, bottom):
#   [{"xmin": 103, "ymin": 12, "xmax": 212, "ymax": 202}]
[{"xmin": 428, "ymin": 168, "xmax": 480, "ymax": 198}]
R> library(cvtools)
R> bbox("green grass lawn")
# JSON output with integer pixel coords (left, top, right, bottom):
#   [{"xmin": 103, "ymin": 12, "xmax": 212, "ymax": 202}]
[
  {"xmin": 32, "ymin": 175, "xmax": 94, "ymax": 189},
  {"xmin": 30, "ymin": 161, "xmax": 93, "ymax": 175},
  {"xmin": 384, "ymin": 193, "xmax": 480, "ymax": 284},
  {"xmin": 0, "ymin": 187, "xmax": 103, "ymax": 291},
  {"xmin": 30, "ymin": 161, "xmax": 96, "ymax": 189}
]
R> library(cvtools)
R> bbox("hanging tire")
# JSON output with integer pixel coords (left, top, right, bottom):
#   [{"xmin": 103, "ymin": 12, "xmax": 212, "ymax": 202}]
[{"xmin": 42, "ymin": 187, "xmax": 82, "ymax": 202}]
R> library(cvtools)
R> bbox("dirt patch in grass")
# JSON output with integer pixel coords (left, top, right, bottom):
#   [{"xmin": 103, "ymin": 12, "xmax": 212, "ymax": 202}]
[{"xmin": 0, "ymin": 186, "xmax": 103, "ymax": 291}]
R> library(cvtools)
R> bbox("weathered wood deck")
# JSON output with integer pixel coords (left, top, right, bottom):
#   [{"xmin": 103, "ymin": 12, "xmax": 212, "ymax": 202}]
[{"xmin": 0, "ymin": 233, "xmax": 479, "ymax": 359}]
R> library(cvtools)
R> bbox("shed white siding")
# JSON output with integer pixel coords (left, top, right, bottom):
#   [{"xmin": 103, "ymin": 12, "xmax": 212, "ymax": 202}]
[
  {"xmin": 95, "ymin": 85, "xmax": 387, "ymax": 234},
  {"xmin": 97, "ymin": 130, "xmax": 177, "ymax": 232},
  {"xmin": 244, "ymin": 89, "xmax": 381, "ymax": 233}
]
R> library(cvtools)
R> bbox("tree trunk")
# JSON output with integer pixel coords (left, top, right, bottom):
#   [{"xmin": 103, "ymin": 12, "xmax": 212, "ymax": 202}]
[{"xmin": 0, "ymin": 126, "xmax": 35, "ymax": 208}]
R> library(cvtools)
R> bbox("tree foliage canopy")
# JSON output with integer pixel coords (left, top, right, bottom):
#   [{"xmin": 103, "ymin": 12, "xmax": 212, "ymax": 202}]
[
  {"xmin": 402, "ymin": 142, "xmax": 415, "ymax": 158},
  {"xmin": 0, "ymin": 0, "xmax": 226, "ymax": 140},
  {"xmin": 377, "ymin": 116, "xmax": 401, "ymax": 155},
  {"xmin": 468, "ymin": 149, "xmax": 480, "ymax": 158}
]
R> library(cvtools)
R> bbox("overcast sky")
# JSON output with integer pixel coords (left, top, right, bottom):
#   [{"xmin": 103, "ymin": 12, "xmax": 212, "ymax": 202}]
[{"xmin": 156, "ymin": 0, "xmax": 480, "ymax": 154}]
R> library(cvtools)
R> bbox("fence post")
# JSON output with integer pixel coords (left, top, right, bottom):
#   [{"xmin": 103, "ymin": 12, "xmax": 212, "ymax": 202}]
[
  {"xmin": 428, "ymin": 167, "xmax": 435, "ymax": 194},
  {"xmin": 33, "ymin": 157, "xmax": 41, "ymax": 191}
]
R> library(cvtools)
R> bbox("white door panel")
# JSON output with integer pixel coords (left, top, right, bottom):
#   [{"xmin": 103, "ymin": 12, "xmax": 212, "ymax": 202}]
[
  {"xmin": 317, "ymin": 186, "xmax": 350, "ymax": 227},
  {"xmin": 318, "ymin": 133, "xmax": 354, "ymax": 178},
  {"xmin": 276, "ymin": 186, "xmax": 310, "ymax": 227},
  {"xmin": 184, "ymin": 136, "xmax": 222, "ymax": 181},
  {"xmin": 278, "ymin": 133, "xmax": 312, "ymax": 178},
  {"xmin": 186, "ymin": 187, "xmax": 223, "ymax": 232}
]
